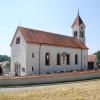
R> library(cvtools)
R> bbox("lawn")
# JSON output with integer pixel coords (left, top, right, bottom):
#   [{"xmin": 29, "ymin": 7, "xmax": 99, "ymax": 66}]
[{"xmin": 0, "ymin": 79, "xmax": 100, "ymax": 100}]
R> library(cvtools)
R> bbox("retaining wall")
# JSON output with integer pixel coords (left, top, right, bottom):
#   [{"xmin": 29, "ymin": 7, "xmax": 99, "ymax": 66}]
[{"xmin": 0, "ymin": 70, "xmax": 100, "ymax": 86}]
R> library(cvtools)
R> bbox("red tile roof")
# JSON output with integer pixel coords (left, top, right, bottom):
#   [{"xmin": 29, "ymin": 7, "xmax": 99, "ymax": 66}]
[
  {"xmin": 88, "ymin": 55, "xmax": 96, "ymax": 62},
  {"xmin": 71, "ymin": 15, "xmax": 85, "ymax": 28},
  {"xmin": 11, "ymin": 26, "xmax": 88, "ymax": 49}
]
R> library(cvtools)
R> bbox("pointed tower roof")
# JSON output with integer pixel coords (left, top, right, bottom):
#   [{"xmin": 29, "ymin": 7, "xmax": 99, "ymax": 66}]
[{"xmin": 71, "ymin": 11, "xmax": 85, "ymax": 28}]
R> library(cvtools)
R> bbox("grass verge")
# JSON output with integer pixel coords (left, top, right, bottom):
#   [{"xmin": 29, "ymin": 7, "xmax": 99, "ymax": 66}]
[{"xmin": 0, "ymin": 79, "xmax": 100, "ymax": 100}]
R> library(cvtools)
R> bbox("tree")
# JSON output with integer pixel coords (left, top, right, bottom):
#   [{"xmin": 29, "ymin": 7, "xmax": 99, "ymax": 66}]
[
  {"xmin": 3, "ymin": 62, "xmax": 10, "ymax": 73},
  {"xmin": 0, "ymin": 55, "xmax": 11, "ymax": 62},
  {"xmin": 95, "ymin": 51, "xmax": 100, "ymax": 65},
  {"xmin": 0, "ymin": 65, "xmax": 3, "ymax": 75},
  {"xmin": 0, "ymin": 55, "xmax": 11, "ymax": 74}
]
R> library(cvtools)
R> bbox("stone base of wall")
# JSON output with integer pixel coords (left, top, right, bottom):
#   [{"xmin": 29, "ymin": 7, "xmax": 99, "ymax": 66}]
[{"xmin": 0, "ymin": 70, "xmax": 100, "ymax": 86}]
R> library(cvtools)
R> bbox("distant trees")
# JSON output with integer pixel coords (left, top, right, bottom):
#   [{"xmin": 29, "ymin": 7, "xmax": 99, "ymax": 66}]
[
  {"xmin": 0, "ymin": 55, "xmax": 11, "ymax": 74},
  {"xmin": 95, "ymin": 51, "xmax": 100, "ymax": 65},
  {"xmin": 0, "ymin": 65, "xmax": 3, "ymax": 75},
  {"xmin": 0, "ymin": 55, "xmax": 11, "ymax": 62}
]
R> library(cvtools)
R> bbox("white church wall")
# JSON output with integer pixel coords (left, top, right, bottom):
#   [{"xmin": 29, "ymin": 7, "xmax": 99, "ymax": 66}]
[
  {"xmin": 72, "ymin": 25, "xmax": 80, "ymax": 38},
  {"xmin": 11, "ymin": 31, "xmax": 27, "ymax": 76},
  {"xmin": 26, "ymin": 43, "xmax": 40, "ymax": 75},
  {"xmin": 39, "ymin": 44, "xmax": 88, "ymax": 74},
  {"xmin": 25, "ymin": 43, "xmax": 88, "ymax": 75},
  {"xmin": 72, "ymin": 24, "xmax": 85, "ymax": 44},
  {"xmin": 11, "ymin": 33, "xmax": 88, "ymax": 76},
  {"xmin": 81, "ymin": 50, "xmax": 88, "ymax": 69}
]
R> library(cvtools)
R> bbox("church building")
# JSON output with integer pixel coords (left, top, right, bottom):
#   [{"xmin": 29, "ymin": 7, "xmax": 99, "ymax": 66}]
[{"xmin": 10, "ymin": 13, "xmax": 88, "ymax": 76}]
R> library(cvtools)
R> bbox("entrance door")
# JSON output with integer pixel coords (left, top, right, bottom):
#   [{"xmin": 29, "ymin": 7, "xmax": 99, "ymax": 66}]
[
  {"xmin": 88, "ymin": 62, "xmax": 94, "ymax": 69},
  {"xmin": 15, "ymin": 63, "xmax": 20, "ymax": 76}
]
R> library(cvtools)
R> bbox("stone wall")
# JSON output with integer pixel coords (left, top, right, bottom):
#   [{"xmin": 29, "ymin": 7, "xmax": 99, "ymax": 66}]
[{"xmin": 0, "ymin": 70, "xmax": 100, "ymax": 86}]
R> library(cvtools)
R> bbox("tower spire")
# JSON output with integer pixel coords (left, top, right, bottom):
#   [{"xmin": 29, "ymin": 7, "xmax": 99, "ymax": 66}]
[
  {"xmin": 71, "ymin": 11, "xmax": 86, "ymax": 45},
  {"xmin": 78, "ymin": 8, "xmax": 79, "ymax": 16}
]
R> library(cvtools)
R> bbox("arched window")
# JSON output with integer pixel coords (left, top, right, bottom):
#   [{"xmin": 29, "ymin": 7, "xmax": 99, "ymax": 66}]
[
  {"xmin": 32, "ymin": 66, "xmax": 34, "ymax": 71},
  {"xmin": 45, "ymin": 53, "xmax": 50, "ymax": 65},
  {"xmin": 75, "ymin": 54, "xmax": 78, "ymax": 64},
  {"xmin": 74, "ymin": 31, "xmax": 77, "ymax": 37},
  {"xmin": 32, "ymin": 53, "xmax": 34, "ymax": 58},
  {"xmin": 57, "ymin": 53, "xmax": 61, "ymax": 65},
  {"xmin": 14, "ymin": 62, "xmax": 21, "ymax": 76},
  {"xmin": 66, "ymin": 54, "xmax": 70, "ymax": 65},
  {"xmin": 80, "ymin": 31, "xmax": 84, "ymax": 38},
  {"xmin": 16, "ymin": 37, "xmax": 20, "ymax": 44},
  {"xmin": 81, "ymin": 26, "xmax": 83, "ymax": 29}
]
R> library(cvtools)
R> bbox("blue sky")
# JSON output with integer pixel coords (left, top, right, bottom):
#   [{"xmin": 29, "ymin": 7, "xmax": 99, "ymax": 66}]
[{"xmin": 0, "ymin": 0, "xmax": 100, "ymax": 56}]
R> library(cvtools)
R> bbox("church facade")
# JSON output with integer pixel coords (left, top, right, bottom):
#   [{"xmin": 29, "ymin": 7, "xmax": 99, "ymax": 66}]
[{"xmin": 10, "ymin": 13, "xmax": 88, "ymax": 76}]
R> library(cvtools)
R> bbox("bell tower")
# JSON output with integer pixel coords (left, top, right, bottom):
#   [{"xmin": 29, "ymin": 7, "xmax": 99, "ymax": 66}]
[{"xmin": 71, "ymin": 11, "xmax": 86, "ymax": 45}]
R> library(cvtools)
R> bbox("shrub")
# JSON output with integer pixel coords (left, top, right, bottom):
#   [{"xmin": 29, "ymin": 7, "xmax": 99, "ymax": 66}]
[
  {"xmin": 46, "ymin": 72, "xmax": 51, "ymax": 74},
  {"xmin": 54, "ymin": 71, "xmax": 57, "ymax": 74},
  {"xmin": 71, "ymin": 70, "xmax": 73, "ymax": 72},
  {"xmin": 60, "ymin": 71, "xmax": 64, "ymax": 73},
  {"xmin": 0, "ymin": 66, "xmax": 3, "ymax": 75},
  {"xmin": 76, "ymin": 70, "xmax": 79, "ymax": 72}
]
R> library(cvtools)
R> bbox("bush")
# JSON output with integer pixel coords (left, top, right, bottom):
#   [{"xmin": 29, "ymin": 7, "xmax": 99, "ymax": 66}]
[
  {"xmin": 76, "ymin": 70, "xmax": 79, "ymax": 72},
  {"xmin": 60, "ymin": 71, "xmax": 64, "ymax": 73},
  {"xmin": 53, "ymin": 71, "xmax": 57, "ymax": 74},
  {"xmin": 70, "ymin": 70, "xmax": 73, "ymax": 72},
  {"xmin": 0, "ymin": 66, "xmax": 3, "ymax": 75},
  {"xmin": 47, "ymin": 72, "xmax": 51, "ymax": 74},
  {"xmin": 0, "ymin": 55, "xmax": 11, "ymax": 62}
]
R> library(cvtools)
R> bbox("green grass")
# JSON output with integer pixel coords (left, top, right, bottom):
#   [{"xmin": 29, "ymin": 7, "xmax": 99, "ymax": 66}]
[{"xmin": 0, "ymin": 79, "xmax": 100, "ymax": 100}]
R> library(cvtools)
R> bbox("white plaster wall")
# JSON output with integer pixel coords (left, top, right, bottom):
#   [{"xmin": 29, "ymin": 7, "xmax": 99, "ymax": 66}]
[
  {"xmin": 72, "ymin": 24, "xmax": 85, "ymax": 44},
  {"xmin": 94, "ymin": 58, "xmax": 97, "ymax": 69},
  {"xmin": 39, "ymin": 45, "xmax": 88, "ymax": 74},
  {"xmin": 25, "ymin": 43, "xmax": 88, "ymax": 75},
  {"xmin": 72, "ymin": 25, "xmax": 80, "ymax": 38},
  {"xmin": 26, "ymin": 43, "xmax": 40, "ymax": 75},
  {"xmin": 81, "ymin": 50, "xmax": 88, "ymax": 69},
  {"xmin": 11, "ymin": 31, "xmax": 27, "ymax": 76}
]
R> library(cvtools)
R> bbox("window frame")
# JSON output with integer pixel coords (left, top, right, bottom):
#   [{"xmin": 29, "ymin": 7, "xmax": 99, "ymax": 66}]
[
  {"xmin": 45, "ymin": 53, "xmax": 50, "ymax": 65},
  {"xmin": 57, "ymin": 53, "xmax": 61, "ymax": 65},
  {"xmin": 32, "ymin": 53, "xmax": 34, "ymax": 58},
  {"xmin": 66, "ymin": 54, "xmax": 70, "ymax": 65},
  {"xmin": 32, "ymin": 67, "xmax": 34, "ymax": 71},
  {"xmin": 22, "ymin": 68, "xmax": 25, "ymax": 72},
  {"xmin": 80, "ymin": 31, "xmax": 84, "ymax": 38},
  {"xmin": 16, "ymin": 37, "xmax": 20, "ymax": 44},
  {"xmin": 74, "ymin": 31, "xmax": 77, "ymax": 37},
  {"xmin": 75, "ymin": 54, "xmax": 78, "ymax": 65}
]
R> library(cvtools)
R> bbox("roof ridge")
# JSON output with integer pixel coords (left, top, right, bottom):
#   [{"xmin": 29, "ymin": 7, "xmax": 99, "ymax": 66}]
[
  {"xmin": 15, "ymin": 26, "xmax": 88, "ymax": 49},
  {"xmin": 18, "ymin": 26, "xmax": 75, "ymax": 39}
]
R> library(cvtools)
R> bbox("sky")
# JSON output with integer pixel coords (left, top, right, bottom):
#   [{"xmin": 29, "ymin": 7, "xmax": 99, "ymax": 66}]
[{"xmin": 0, "ymin": 0, "xmax": 100, "ymax": 56}]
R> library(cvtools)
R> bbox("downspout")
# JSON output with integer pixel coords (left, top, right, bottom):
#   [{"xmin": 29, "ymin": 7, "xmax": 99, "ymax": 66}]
[
  {"xmin": 39, "ymin": 44, "xmax": 41, "ymax": 75},
  {"xmin": 81, "ymin": 49, "xmax": 82, "ymax": 70}
]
